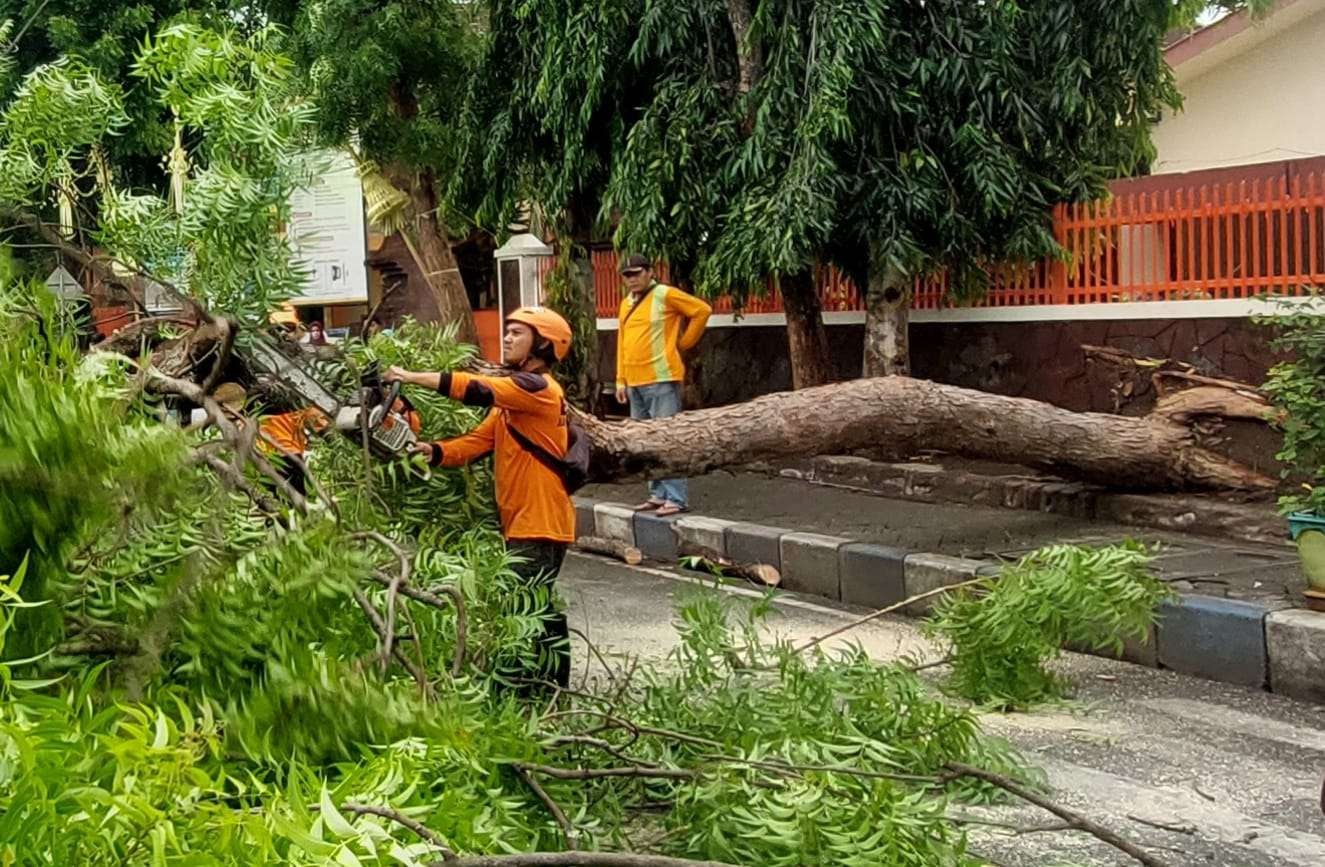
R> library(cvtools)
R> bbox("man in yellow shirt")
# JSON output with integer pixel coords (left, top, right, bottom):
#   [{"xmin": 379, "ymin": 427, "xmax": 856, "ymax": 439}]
[{"xmin": 614, "ymin": 255, "xmax": 712, "ymax": 516}]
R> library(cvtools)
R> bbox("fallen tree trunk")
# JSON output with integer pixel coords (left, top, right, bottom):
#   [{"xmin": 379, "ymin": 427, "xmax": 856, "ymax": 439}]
[
  {"xmin": 100, "ymin": 321, "xmax": 1273, "ymax": 493},
  {"xmin": 577, "ymin": 376, "xmax": 1274, "ymax": 492}
]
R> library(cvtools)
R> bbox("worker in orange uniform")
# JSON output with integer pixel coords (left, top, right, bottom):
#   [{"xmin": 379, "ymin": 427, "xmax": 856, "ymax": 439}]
[
  {"xmin": 384, "ymin": 307, "xmax": 575, "ymax": 689},
  {"xmin": 258, "ymin": 406, "xmax": 331, "ymax": 496},
  {"xmin": 614, "ymin": 255, "xmax": 712, "ymax": 516}
]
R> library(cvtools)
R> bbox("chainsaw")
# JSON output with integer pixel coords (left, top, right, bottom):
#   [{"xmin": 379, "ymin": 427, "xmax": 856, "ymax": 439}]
[{"xmin": 240, "ymin": 332, "xmax": 420, "ymax": 461}]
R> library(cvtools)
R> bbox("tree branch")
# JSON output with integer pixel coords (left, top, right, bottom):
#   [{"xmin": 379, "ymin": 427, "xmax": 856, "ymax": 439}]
[
  {"xmin": 353, "ymin": 587, "xmax": 432, "ymax": 693},
  {"xmin": 511, "ymin": 762, "xmax": 695, "ymax": 783},
  {"xmin": 944, "ymin": 762, "xmax": 1175, "ymax": 867},
  {"xmin": 793, "ymin": 577, "xmax": 988, "ymax": 655},
  {"xmin": 353, "ymin": 532, "xmax": 413, "ymax": 674},
  {"xmin": 368, "ymin": 571, "xmax": 468, "ymax": 677},
  {"xmin": 430, "ymin": 854, "xmax": 741, "ymax": 867},
  {"xmin": 516, "ymin": 765, "xmax": 580, "ymax": 850},
  {"xmin": 342, "ymin": 802, "xmax": 456, "ymax": 860}
]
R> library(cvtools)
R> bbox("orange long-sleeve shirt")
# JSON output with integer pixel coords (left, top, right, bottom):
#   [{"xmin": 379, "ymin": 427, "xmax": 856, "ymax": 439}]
[
  {"xmin": 428, "ymin": 370, "xmax": 575, "ymax": 544},
  {"xmin": 259, "ymin": 408, "xmax": 329, "ymax": 456},
  {"xmin": 615, "ymin": 282, "xmax": 712, "ymax": 389}
]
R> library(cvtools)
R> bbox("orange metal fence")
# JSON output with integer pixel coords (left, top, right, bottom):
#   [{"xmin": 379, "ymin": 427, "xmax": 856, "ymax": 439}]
[{"xmin": 585, "ymin": 170, "xmax": 1325, "ymax": 318}]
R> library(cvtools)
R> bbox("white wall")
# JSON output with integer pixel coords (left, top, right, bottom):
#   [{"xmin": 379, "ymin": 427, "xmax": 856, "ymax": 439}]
[{"xmin": 1153, "ymin": 7, "xmax": 1325, "ymax": 174}]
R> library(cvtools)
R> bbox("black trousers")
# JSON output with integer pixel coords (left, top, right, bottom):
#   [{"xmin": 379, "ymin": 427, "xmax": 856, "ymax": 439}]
[
  {"xmin": 506, "ymin": 539, "xmax": 570, "ymax": 690},
  {"xmin": 278, "ymin": 460, "xmax": 307, "ymax": 497}
]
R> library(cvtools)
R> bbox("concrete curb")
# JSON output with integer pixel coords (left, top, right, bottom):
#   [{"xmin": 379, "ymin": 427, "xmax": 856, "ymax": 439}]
[{"xmin": 573, "ymin": 498, "xmax": 1319, "ymax": 701}]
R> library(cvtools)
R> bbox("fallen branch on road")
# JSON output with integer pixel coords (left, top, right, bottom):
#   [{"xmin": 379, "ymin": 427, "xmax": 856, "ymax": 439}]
[
  {"xmin": 430, "ymin": 854, "xmax": 743, "ymax": 867},
  {"xmin": 793, "ymin": 576, "xmax": 988, "ymax": 655},
  {"xmin": 944, "ymin": 761, "xmax": 1175, "ymax": 867}
]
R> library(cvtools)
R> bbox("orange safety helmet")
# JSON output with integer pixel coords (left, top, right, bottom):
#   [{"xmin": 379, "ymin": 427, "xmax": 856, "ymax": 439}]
[{"xmin": 506, "ymin": 306, "xmax": 573, "ymax": 361}]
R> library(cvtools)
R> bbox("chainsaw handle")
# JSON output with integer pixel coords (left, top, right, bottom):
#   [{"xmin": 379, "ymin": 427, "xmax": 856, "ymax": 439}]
[{"xmin": 377, "ymin": 379, "xmax": 402, "ymax": 429}]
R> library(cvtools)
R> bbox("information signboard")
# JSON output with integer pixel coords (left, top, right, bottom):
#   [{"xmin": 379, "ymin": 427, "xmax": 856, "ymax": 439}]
[{"xmin": 287, "ymin": 151, "xmax": 368, "ymax": 306}]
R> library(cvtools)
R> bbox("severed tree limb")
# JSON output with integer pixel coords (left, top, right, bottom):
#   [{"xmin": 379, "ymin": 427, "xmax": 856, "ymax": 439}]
[
  {"xmin": 1151, "ymin": 385, "xmax": 1273, "ymax": 424},
  {"xmin": 368, "ymin": 571, "xmax": 468, "ymax": 677},
  {"xmin": 429, "ymin": 854, "xmax": 741, "ymax": 867},
  {"xmin": 677, "ymin": 551, "xmax": 779, "ymax": 588},
  {"xmin": 342, "ymin": 802, "xmax": 456, "ymax": 860},
  {"xmin": 576, "ymin": 376, "xmax": 1274, "ymax": 492},
  {"xmin": 794, "ymin": 576, "xmax": 988, "ymax": 655},
  {"xmin": 353, "ymin": 587, "xmax": 432, "ymax": 693},
  {"xmin": 944, "ymin": 761, "xmax": 1174, "ymax": 867},
  {"xmin": 574, "ymin": 537, "xmax": 643, "ymax": 566},
  {"xmin": 516, "ymin": 765, "xmax": 580, "ymax": 851}
]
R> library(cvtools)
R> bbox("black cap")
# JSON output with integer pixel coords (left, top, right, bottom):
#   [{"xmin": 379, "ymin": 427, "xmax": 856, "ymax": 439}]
[{"xmin": 619, "ymin": 254, "xmax": 652, "ymax": 274}]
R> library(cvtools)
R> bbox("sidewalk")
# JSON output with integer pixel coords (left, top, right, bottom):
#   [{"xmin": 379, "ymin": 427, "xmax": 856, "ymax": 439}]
[
  {"xmin": 579, "ymin": 473, "xmax": 1325, "ymax": 703},
  {"xmin": 585, "ymin": 473, "xmax": 1299, "ymax": 606}
]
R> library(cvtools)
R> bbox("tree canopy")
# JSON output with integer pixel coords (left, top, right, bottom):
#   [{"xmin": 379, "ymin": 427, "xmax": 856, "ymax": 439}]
[{"xmin": 461, "ymin": 1, "xmax": 1239, "ymax": 380}]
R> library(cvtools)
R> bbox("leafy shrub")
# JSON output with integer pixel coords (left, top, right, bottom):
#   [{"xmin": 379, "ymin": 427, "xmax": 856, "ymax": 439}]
[
  {"xmin": 1261, "ymin": 294, "xmax": 1325, "ymax": 515},
  {"xmin": 926, "ymin": 542, "xmax": 1170, "ymax": 709}
]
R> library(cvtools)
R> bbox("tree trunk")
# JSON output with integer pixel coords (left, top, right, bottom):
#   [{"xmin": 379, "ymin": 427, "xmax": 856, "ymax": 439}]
[
  {"xmin": 403, "ymin": 168, "xmax": 478, "ymax": 346},
  {"xmin": 780, "ymin": 269, "xmax": 834, "ymax": 390},
  {"xmin": 109, "ymin": 323, "xmax": 1274, "ymax": 495},
  {"xmin": 384, "ymin": 79, "xmax": 477, "ymax": 346},
  {"xmin": 863, "ymin": 266, "xmax": 910, "ymax": 377},
  {"xmin": 724, "ymin": 0, "xmax": 763, "ymax": 99},
  {"xmin": 577, "ymin": 376, "xmax": 1274, "ymax": 492}
]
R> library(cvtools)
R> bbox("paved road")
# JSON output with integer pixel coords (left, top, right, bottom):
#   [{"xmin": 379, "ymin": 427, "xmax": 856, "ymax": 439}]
[{"xmin": 560, "ymin": 552, "xmax": 1325, "ymax": 867}]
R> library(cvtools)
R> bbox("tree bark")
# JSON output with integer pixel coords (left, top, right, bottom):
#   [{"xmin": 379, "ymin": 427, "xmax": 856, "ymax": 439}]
[
  {"xmin": 403, "ymin": 168, "xmax": 478, "ymax": 346},
  {"xmin": 863, "ymin": 266, "xmax": 910, "ymax": 377},
  {"xmin": 780, "ymin": 269, "xmax": 835, "ymax": 389},
  {"xmin": 385, "ymin": 80, "xmax": 477, "ymax": 345},
  {"xmin": 724, "ymin": 0, "xmax": 763, "ymax": 100},
  {"xmin": 577, "ymin": 375, "xmax": 1274, "ymax": 492},
  {"xmin": 107, "ymin": 324, "xmax": 1273, "ymax": 494}
]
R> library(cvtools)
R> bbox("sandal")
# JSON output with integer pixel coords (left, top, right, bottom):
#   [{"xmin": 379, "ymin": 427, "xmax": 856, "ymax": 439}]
[
  {"xmin": 634, "ymin": 500, "xmax": 664, "ymax": 512},
  {"xmin": 654, "ymin": 502, "xmax": 690, "ymax": 518}
]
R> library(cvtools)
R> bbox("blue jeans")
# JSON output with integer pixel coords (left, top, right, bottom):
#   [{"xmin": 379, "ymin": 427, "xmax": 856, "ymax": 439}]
[{"xmin": 627, "ymin": 381, "xmax": 688, "ymax": 507}]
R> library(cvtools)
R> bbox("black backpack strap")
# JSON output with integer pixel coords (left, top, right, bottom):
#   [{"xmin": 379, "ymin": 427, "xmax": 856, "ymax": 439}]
[{"xmin": 507, "ymin": 416, "xmax": 567, "ymax": 479}]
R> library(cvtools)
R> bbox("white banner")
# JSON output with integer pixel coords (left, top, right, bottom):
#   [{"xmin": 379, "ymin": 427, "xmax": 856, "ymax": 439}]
[{"xmin": 287, "ymin": 150, "xmax": 368, "ymax": 306}]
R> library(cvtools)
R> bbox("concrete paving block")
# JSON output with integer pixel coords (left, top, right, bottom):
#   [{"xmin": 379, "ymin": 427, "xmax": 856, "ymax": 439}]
[
  {"xmin": 572, "ymin": 497, "xmax": 596, "ymax": 540},
  {"xmin": 593, "ymin": 502, "xmax": 636, "ymax": 546},
  {"xmin": 724, "ymin": 523, "xmax": 787, "ymax": 572},
  {"xmin": 1156, "ymin": 596, "xmax": 1268, "ymax": 688},
  {"xmin": 634, "ymin": 512, "xmax": 679, "ymax": 561},
  {"xmin": 1266, "ymin": 609, "xmax": 1325, "ymax": 702},
  {"xmin": 902, "ymin": 554, "xmax": 983, "ymax": 616},
  {"xmin": 779, "ymin": 532, "xmax": 848, "ymax": 600},
  {"xmin": 839, "ymin": 543, "xmax": 908, "ymax": 609},
  {"xmin": 675, "ymin": 516, "xmax": 737, "ymax": 559}
]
